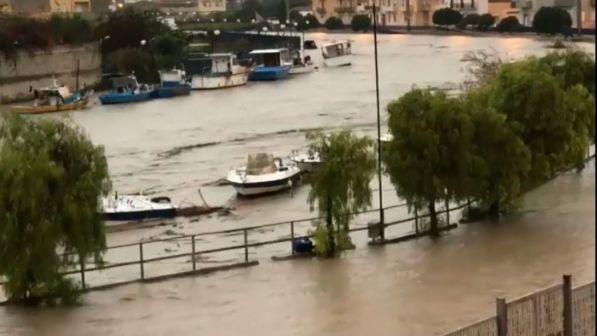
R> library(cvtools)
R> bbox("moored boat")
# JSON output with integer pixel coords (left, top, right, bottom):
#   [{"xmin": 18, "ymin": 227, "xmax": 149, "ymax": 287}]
[
  {"xmin": 322, "ymin": 40, "xmax": 352, "ymax": 67},
  {"xmin": 99, "ymin": 74, "xmax": 153, "ymax": 105},
  {"xmin": 9, "ymin": 80, "xmax": 91, "ymax": 115},
  {"xmin": 152, "ymin": 68, "xmax": 191, "ymax": 98},
  {"xmin": 289, "ymin": 49, "xmax": 315, "ymax": 75},
  {"xmin": 248, "ymin": 49, "xmax": 293, "ymax": 81},
  {"xmin": 227, "ymin": 153, "xmax": 301, "ymax": 196},
  {"xmin": 102, "ymin": 194, "xmax": 176, "ymax": 221},
  {"xmin": 289, "ymin": 150, "xmax": 321, "ymax": 172},
  {"xmin": 187, "ymin": 53, "xmax": 251, "ymax": 90}
]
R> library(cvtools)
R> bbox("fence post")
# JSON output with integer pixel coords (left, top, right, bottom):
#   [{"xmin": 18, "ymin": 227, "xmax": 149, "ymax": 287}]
[
  {"xmin": 414, "ymin": 207, "xmax": 419, "ymax": 235},
  {"xmin": 139, "ymin": 243, "xmax": 145, "ymax": 280},
  {"xmin": 290, "ymin": 221, "xmax": 295, "ymax": 255},
  {"xmin": 79, "ymin": 258, "xmax": 86, "ymax": 290},
  {"xmin": 191, "ymin": 235, "xmax": 196, "ymax": 271},
  {"xmin": 563, "ymin": 274, "xmax": 573, "ymax": 336},
  {"xmin": 379, "ymin": 207, "xmax": 385, "ymax": 241},
  {"xmin": 496, "ymin": 297, "xmax": 508, "ymax": 336},
  {"xmin": 243, "ymin": 229, "xmax": 248, "ymax": 263},
  {"xmin": 445, "ymin": 198, "xmax": 450, "ymax": 226}
]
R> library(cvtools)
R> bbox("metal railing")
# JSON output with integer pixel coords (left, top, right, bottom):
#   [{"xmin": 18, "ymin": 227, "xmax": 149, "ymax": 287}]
[{"xmin": 45, "ymin": 200, "xmax": 464, "ymax": 291}]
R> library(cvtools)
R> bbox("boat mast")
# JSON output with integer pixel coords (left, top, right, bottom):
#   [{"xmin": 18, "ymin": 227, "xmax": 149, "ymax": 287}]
[{"xmin": 372, "ymin": 2, "xmax": 385, "ymax": 241}]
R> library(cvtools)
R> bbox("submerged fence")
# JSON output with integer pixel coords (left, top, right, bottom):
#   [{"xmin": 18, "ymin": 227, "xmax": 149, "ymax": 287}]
[
  {"xmin": 50, "ymin": 201, "xmax": 465, "ymax": 291},
  {"xmin": 442, "ymin": 275, "xmax": 595, "ymax": 336}
]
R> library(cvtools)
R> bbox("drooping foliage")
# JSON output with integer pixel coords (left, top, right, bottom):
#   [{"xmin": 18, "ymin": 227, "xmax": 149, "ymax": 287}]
[
  {"xmin": 307, "ymin": 131, "xmax": 375, "ymax": 257},
  {"xmin": 383, "ymin": 89, "xmax": 477, "ymax": 235},
  {"xmin": 0, "ymin": 114, "xmax": 111, "ymax": 305}
]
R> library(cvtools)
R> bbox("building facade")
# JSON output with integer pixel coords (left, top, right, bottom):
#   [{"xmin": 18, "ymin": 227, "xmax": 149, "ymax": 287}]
[
  {"xmin": 488, "ymin": 0, "xmax": 518, "ymax": 21},
  {"xmin": 312, "ymin": 0, "xmax": 444, "ymax": 26},
  {"xmin": 5, "ymin": 0, "xmax": 91, "ymax": 16},
  {"xmin": 198, "ymin": 0, "xmax": 226, "ymax": 13},
  {"xmin": 517, "ymin": 0, "xmax": 595, "ymax": 28}
]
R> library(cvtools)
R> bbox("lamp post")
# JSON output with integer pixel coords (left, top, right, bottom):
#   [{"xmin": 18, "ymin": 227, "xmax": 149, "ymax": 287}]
[
  {"xmin": 211, "ymin": 29, "xmax": 220, "ymax": 52},
  {"xmin": 372, "ymin": 3, "xmax": 384, "ymax": 241}
]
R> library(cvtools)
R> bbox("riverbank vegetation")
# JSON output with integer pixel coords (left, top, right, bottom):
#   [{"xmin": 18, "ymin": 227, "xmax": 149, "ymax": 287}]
[
  {"xmin": 382, "ymin": 49, "xmax": 595, "ymax": 233},
  {"xmin": 0, "ymin": 114, "xmax": 111, "ymax": 305},
  {"xmin": 307, "ymin": 131, "xmax": 376, "ymax": 257}
]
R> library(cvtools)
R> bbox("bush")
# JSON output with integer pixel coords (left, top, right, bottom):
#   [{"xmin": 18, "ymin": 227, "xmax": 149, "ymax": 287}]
[
  {"xmin": 325, "ymin": 16, "xmax": 344, "ymax": 30},
  {"xmin": 351, "ymin": 14, "xmax": 371, "ymax": 32},
  {"xmin": 496, "ymin": 16, "xmax": 522, "ymax": 32},
  {"xmin": 477, "ymin": 13, "xmax": 495, "ymax": 30},
  {"xmin": 532, "ymin": 6, "xmax": 572, "ymax": 35},
  {"xmin": 105, "ymin": 48, "xmax": 157, "ymax": 83},
  {"xmin": 432, "ymin": 8, "xmax": 463, "ymax": 26},
  {"xmin": 295, "ymin": 13, "xmax": 320, "ymax": 30},
  {"xmin": 49, "ymin": 14, "xmax": 93, "ymax": 44},
  {"xmin": 457, "ymin": 13, "xmax": 480, "ymax": 29}
]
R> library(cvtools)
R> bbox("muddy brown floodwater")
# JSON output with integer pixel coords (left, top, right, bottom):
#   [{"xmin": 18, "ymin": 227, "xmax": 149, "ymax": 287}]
[{"xmin": 0, "ymin": 33, "xmax": 594, "ymax": 335}]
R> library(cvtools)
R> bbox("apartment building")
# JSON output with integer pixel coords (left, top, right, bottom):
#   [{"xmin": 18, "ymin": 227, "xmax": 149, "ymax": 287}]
[
  {"xmin": 5, "ymin": 0, "xmax": 91, "ymax": 16},
  {"xmin": 517, "ymin": 0, "xmax": 594, "ymax": 28}
]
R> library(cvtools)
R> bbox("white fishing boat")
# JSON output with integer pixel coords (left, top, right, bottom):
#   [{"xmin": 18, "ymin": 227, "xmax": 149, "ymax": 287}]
[
  {"xmin": 289, "ymin": 49, "xmax": 315, "ymax": 75},
  {"xmin": 322, "ymin": 40, "xmax": 352, "ymax": 67},
  {"xmin": 187, "ymin": 53, "xmax": 250, "ymax": 90},
  {"xmin": 248, "ymin": 48, "xmax": 293, "ymax": 81},
  {"xmin": 289, "ymin": 150, "xmax": 321, "ymax": 172},
  {"xmin": 102, "ymin": 194, "xmax": 176, "ymax": 221},
  {"xmin": 227, "ymin": 153, "xmax": 301, "ymax": 196}
]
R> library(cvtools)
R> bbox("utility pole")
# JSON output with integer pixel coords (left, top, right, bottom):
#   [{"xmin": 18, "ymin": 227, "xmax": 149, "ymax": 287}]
[
  {"xmin": 372, "ymin": 3, "xmax": 385, "ymax": 241},
  {"xmin": 406, "ymin": 0, "xmax": 411, "ymax": 32},
  {"xmin": 577, "ymin": 0, "xmax": 582, "ymax": 35}
]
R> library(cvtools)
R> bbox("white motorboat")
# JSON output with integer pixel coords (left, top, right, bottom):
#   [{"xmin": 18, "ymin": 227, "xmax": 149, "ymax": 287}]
[
  {"xmin": 289, "ymin": 49, "xmax": 315, "ymax": 75},
  {"xmin": 187, "ymin": 53, "xmax": 250, "ymax": 90},
  {"xmin": 102, "ymin": 194, "xmax": 176, "ymax": 221},
  {"xmin": 227, "ymin": 153, "xmax": 301, "ymax": 196},
  {"xmin": 322, "ymin": 40, "xmax": 352, "ymax": 67},
  {"xmin": 289, "ymin": 150, "xmax": 321, "ymax": 172}
]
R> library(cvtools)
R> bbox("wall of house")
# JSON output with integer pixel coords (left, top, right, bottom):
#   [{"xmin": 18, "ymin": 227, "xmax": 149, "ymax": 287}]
[{"xmin": 0, "ymin": 43, "xmax": 101, "ymax": 103}]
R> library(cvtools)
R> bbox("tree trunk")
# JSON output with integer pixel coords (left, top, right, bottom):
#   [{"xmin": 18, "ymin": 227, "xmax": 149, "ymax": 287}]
[
  {"xmin": 449, "ymin": 0, "xmax": 454, "ymax": 8},
  {"xmin": 326, "ymin": 195, "xmax": 335, "ymax": 257},
  {"xmin": 471, "ymin": 0, "xmax": 475, "ymax": 9},
  {"xmin": 428, "ymin": 201, "xmax": 439, "ymax": 236},
  {"xmin": 460, "ymin": 0, "xmax": 464, "ymax": 10},
  {"xmin": 489, "ymin": 200, "xmax": 500, "ymax": 219}
]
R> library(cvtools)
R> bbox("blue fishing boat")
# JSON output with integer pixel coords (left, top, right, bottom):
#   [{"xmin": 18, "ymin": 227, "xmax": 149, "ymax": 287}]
[
  {"xmin": 151, "ymin": 68, "xmax": 191, "ymax": 98},
  {"xmin": 99, "ymin": 74, "xmax": 153, "ymax": 105},
  {"xmin": 248, "ymin": 49, "xmax": 293, "ymax": 81}
]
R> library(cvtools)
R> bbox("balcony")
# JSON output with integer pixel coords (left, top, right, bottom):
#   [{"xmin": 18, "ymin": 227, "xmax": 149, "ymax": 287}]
[{"xmin": 335, "ymin": 6, "xmax": 356, "ymax": 14}]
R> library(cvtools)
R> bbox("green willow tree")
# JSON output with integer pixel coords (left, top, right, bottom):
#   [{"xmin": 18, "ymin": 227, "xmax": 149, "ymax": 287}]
[
  {"xmin": 0, "ymin": 114, "xmax": 111, "ymax": 305},
  {"xmin": 383, "ymin": 89, "xmax": 477, "ymax": 236},
  {"xmin": 465, "ymin": 88, "xmax": 531, "ymax": 215},
  {"xmin": 487, "ymin": 58, "xmax": 594, "ymax": 188},
  {"xmin": 307, "ymin": 131, "xmax": 375, "ymax": 257}
]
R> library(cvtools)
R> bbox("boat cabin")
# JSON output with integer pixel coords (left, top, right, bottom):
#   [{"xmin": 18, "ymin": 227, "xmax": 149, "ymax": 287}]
[
  {"xmin": 249, "ymin": 49, "xmax": 293, "ymax": 68},
  {"xmin": 322, "ymin": 41, "xmax": 352, "ymax": 59},
  {"xmin": 185, "ymin": 53, "xmax": 241, "ymax": 75},
  {"xmin": 110, "ymin": 75, "xmax": 141, "ymax": 93},
  {"xmin": 159, "ymin": 68, "xmax": 187, "ymax": 86}
]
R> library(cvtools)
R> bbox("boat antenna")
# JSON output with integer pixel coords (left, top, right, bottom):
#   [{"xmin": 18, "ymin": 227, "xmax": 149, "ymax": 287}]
[{"xmin": 372, "ymin": 3, "xmax": 385, "ymax": 241}]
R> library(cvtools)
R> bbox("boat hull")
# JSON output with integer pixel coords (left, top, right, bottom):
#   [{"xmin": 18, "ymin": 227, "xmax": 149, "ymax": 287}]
[
  {"xmin": 191, "ymin": 72, "xmax": 249, "ymax": 90},
  {"xmin": 151, "ymin": 84, "xmax": 191, "ymax": 98},
  {"xmin": 323, "ymin": 55, "xmax": 352, "ymax": 67},
  {"xmin": 103, "ymin": 207, "xmax": 177, "ymax": 221},
  {"xmin": 229, "ymin": 177, "xmax": 299, "ymax": 196},
  {"xmin": 249, "ymin": 66, "xmax": 290, "ymax": 81},
  {"xmin": 99, "ymin": 92, "xmax": 152, "ymax": 105},
  {"xmin": 10, "ymin": 99, "xmax": 89, "ymax": 115},
  {"xmin": 289, "ymin": 63, "xmax": 315, "ymax": 75}
]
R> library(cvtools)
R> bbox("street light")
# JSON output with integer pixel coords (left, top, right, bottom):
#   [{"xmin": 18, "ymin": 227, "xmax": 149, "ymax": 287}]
[
  {"xmin": 140, "ymin": 39, "xmax": 147, "ymax": 46},
  {"xmin": 371, "ymin": 4, "xmax": 384, "ymax": 241},
  {"xmin": 211, "ymin": 30, "xmax": 220, "ymax": 52}
]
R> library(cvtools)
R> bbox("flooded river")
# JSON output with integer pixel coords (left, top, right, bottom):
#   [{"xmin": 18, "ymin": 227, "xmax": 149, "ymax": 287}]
[{"xmin": 0, "ymin": 33, "xmax": 594, "ymax": 335}]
